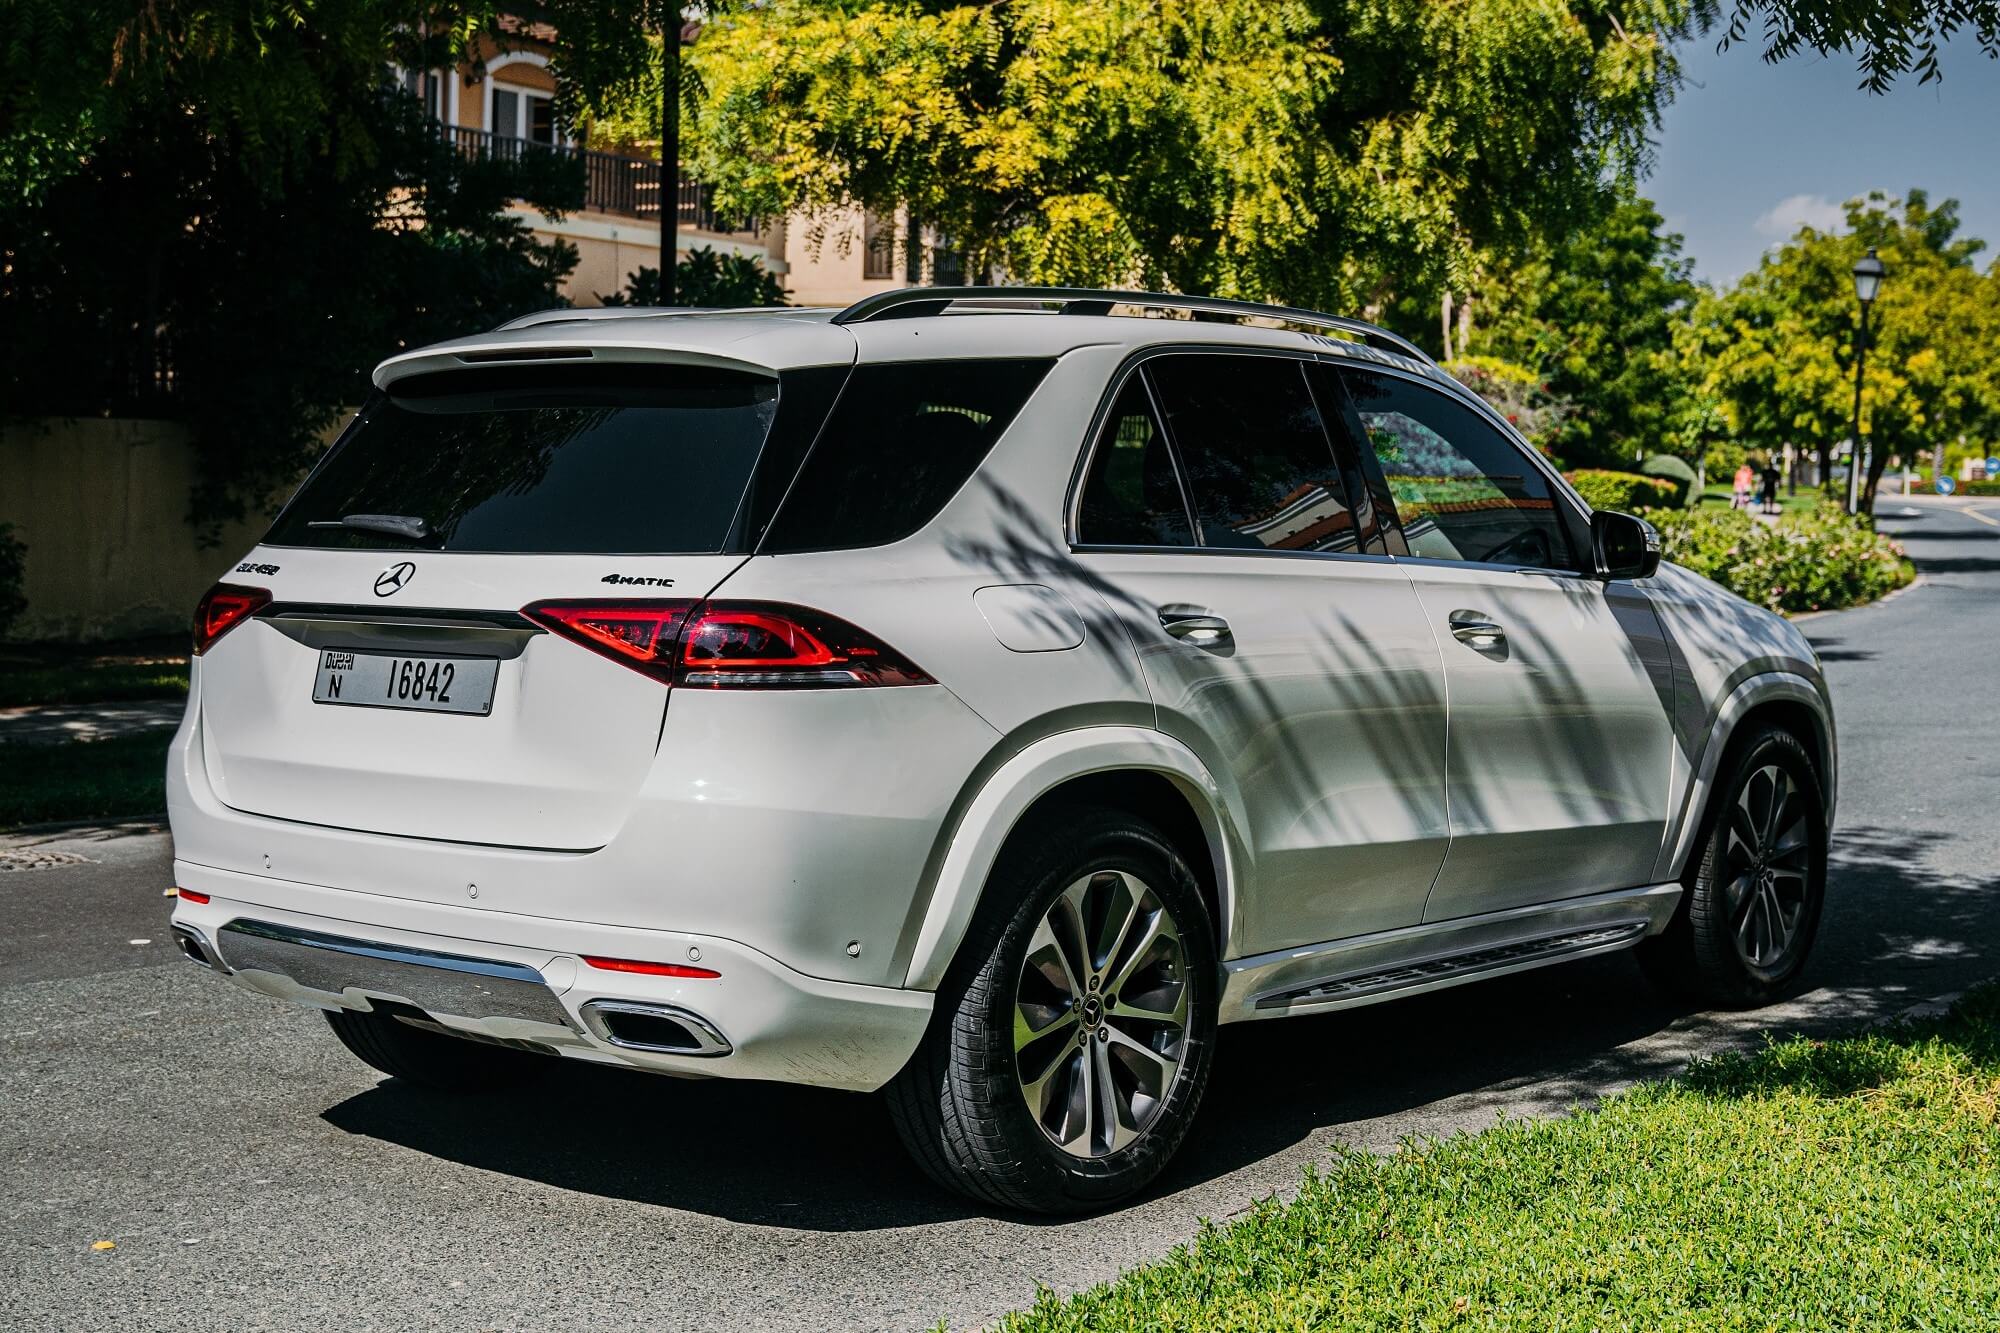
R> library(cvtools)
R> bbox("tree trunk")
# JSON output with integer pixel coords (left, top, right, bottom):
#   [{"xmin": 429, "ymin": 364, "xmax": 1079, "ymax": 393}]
[
  {"xmin": 659, "ymin": 17, "xmax": 681, "ymax": 305},
  {"xmin": 1440, "ymin": 290, "xmax": 1454, "ymax": 362},
  {"xmin": 1861, "ymin": 438, "xmax": 1891, "ymax": 516},
  {"xmin": 1818, "ymin": 439, "xmax": 1835, "ymax": 498}
]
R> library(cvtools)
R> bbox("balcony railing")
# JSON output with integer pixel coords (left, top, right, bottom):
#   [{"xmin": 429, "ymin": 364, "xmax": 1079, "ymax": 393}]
[{"xmin": 437, "ymin": 124, "xmax": 756, "ymax": 233}]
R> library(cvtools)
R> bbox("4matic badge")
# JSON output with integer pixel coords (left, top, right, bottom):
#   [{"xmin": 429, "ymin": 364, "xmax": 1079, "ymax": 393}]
[{"xmin": 601, "ymin": 573, "xmax": 676, "ymax": 588}]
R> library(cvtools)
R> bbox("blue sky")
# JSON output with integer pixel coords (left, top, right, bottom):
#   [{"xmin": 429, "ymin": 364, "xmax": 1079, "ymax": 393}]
[{"xmin": 1647, "ymin": 34, "xmax": 2000, "ymax": 285}]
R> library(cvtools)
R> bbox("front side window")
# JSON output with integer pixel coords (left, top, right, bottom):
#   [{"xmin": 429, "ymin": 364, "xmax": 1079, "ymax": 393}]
[
  {"xmin": 1147, "ymin": 354, "xmax": 1357, "ymax": 553},
  {"xmin": 1341, "ymin": 368, "xmax": 1576, "ymax": 570},
  {"xmin": 761, "ymin": 358, "xmax": 1053, "ymax": 553},
  {"xmin": 1076, "ymin": 376, "xmax": 1195, "ymax": 547}
]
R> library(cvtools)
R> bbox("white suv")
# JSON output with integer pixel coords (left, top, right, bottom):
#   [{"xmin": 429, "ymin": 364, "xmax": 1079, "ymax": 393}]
[{"xmin": 168, "ymin": 287, "xmax": 1834, "ymax": 1212}]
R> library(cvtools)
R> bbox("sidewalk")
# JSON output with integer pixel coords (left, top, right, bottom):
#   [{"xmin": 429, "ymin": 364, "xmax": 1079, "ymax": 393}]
[{"xmin": 0, "ymin": 700, "xmax": 184, "ymax": 747}]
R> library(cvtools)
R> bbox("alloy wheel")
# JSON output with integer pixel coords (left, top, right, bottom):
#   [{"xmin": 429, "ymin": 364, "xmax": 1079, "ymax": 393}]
[
  {"xmin": 1012, "ymin": 869, "xmax": 1191, "ymax": 1158},
  {"xmin": 1723, "ymin": 763, "xmax": 1812, "ymax": 970}
]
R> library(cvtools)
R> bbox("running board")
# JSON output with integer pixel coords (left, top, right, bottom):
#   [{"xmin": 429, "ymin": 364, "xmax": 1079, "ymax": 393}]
[{"xmin": 1220, "ymin": 882, "xmax": 1680, "ymax": 1023}]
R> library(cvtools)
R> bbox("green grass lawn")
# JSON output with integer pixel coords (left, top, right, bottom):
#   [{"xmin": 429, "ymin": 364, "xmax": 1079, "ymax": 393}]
[
  {"xmin": 0, "ymin": 638, "xmax": 189, "ymax": 708},
  {"xmin": 1003, "ymin": 986, "xmax": 2000, "ymax": 1331},
  {"xmin": 1698, "ymin": 481, "xmax": 1826, "ymax": 516},
  {"xmin": 0, "ymin": 733, "xmax": 171, "ymax": 829}
]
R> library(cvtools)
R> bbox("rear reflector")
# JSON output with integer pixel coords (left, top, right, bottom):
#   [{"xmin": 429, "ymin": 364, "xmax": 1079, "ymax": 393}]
[
  {"xmin": 175, "ymin": 887, "xmax": 211, "ymax": 905},
  {"xmin": 522, "ymin": 599, "xmax": 932, "ymax": 690},
  {"xmin": 192, "ymin": 583, "xmax": 272, "ymax": 655},
  {"xmin": 582, "ymin": 954, "xmax": 721, "ymax": 979}
]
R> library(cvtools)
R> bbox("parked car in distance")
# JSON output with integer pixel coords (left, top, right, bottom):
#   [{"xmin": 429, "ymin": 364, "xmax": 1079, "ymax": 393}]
[{"xmin": 168, "ymin": 287, "xmax": 1834, "ymax": 1212}]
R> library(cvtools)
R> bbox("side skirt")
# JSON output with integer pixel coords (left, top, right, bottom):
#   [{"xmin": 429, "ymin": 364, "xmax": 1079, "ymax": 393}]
[{"xmin": 1219, "ymin": 882, "xmax": 1681, "ymax": 1023}]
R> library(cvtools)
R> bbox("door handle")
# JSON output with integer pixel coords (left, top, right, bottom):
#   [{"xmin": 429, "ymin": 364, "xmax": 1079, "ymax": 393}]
[
  {"xmin": 1159, "ymin": 610, "xmax": 1232, "ymax": 645},
  {"xmin": 1448, "ymin": 609, "xmax": 1508, "ymax": 658}
]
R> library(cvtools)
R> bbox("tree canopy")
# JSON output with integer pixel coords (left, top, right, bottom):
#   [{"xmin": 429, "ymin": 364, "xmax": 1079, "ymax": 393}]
[
  {"xmin": 682, "ymin": 0, "xmax": 1698, "ymax": 316},
  {"xmin": 1698, "ymin": 0, "xmax": 2000, "ymax": 91},
  {"xmin": 1693, "ymin": 190, "xmax": 2000, "ymax": 510}
]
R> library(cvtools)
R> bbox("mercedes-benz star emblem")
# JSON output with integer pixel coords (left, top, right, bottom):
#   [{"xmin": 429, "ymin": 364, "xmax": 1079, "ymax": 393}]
[{"xmin": 373, "ymin": 561, "xmax": 417, "ymax": 598}]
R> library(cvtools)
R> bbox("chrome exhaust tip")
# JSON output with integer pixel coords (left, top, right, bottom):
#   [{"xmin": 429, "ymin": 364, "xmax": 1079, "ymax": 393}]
[
  {"xmin": 580, "ymin": 999, "xmax": 732, "ymax": 1057},
  {"xmin": 172, "ymin": 924, "xmax": 227, "ymax": 973}
]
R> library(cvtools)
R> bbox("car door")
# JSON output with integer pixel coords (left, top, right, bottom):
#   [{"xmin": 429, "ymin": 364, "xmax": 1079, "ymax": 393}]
[
  {"xmin": 1327, "ymin": 364, "xmax": 1676, "ymax": 922},
  {"xmin": 1069, "ymin": 351, "xmax": 1449, "ymax": 954}
]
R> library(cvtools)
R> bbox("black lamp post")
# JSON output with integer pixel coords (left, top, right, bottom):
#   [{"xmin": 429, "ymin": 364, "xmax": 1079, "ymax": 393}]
[{"xmin": 1846, "ymin": 246, "xmax": 1886, "ymax": 514}]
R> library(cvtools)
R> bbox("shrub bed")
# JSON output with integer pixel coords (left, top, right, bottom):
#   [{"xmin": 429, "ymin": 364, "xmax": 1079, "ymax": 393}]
[
  {"xmin": 1641, "ymin": 502, "xmax": 1914, "ymax": 614},
  {"xmin": 1565, "ymin": 469, "xmax": 1679, "ymax": 512},
  {"xmin": 1909, "ymin": 478, "xmax": 2000, "ymax": 496}
]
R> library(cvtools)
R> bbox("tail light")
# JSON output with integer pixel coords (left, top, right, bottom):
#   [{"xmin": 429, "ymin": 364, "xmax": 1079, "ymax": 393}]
[
  {"xmin": 521, "ymin": 599, "xmax": 932, "ymax": 689},
  {"xmin": 582, "ymin": 954, "xmax": 721, "ymax": 979},
  {"xmin": 192, "ymin": 583, "xmax": 272, "ymax": 655}
]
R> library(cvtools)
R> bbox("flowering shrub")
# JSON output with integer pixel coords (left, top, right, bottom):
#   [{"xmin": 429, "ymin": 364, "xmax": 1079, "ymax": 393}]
[
  {"xmin": 1566, "ymin": 469, "xmax": 1679, "ymax": 512},
  {"xmin": 1642, "ymin": 502, "xmax": 1914, "ymax": 615},
  {"xmin": 1442, "ymin": 357, "xmax": 1576, "ymax": 458}
]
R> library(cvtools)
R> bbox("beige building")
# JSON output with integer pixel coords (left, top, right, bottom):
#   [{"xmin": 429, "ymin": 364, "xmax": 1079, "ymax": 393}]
[{"xmin": 396, "ymin": 30, "xmax": 987, "ymax": 309}]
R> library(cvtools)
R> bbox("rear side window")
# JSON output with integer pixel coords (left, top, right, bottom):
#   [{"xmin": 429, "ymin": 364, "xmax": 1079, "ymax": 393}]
[
  {"xmin": 1147, "ymin": 354, "xmax": 1358, "ymax": 553},
  {"xmin": 267, "ymin": 364, "xmax": 792, "ymax": 554},
  {"xmin": 1077, "ymin": 376, "xmax": 1195, "ymax": 547},
  {"xmin": 760, "ymin": 359, "xmax": 1053, "ymax": 553}
]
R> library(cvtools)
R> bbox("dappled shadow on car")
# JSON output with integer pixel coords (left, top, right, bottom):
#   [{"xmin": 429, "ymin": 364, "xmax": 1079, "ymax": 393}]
[{"xmin": 320, "ymin": 828, "xmax": 1997, "ymax": 1232}]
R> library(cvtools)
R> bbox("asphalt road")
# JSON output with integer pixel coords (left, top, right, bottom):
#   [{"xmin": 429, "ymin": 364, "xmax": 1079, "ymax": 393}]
[{"xmin": 6, "ymin": 497, "xmax": 1998, "ymax": 1332}]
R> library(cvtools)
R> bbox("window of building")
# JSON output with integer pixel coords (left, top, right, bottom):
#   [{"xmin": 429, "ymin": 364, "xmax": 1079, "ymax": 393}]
[
  {"xmin": 862, "ymin": 210, "xmax": 897, "ymax": 280},
  {"xmin": 492, "ymin": 84, "xmax": 556, "ymax": 144}
]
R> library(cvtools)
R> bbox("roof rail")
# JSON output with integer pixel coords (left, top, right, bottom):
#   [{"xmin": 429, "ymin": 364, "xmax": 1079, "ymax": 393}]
[{"xmin": 830, "ymin": 286, "xmax": 1433, "ymax": 365}]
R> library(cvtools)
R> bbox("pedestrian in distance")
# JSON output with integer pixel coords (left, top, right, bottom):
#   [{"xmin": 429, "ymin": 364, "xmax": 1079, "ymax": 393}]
[
  {"xmin": 1759, "ymin": 458, "xmax": 1781, "ymax": 515},
  {"xmin": 1733, "ymin": 461, "xmax": 1755, "ymax": 510}
]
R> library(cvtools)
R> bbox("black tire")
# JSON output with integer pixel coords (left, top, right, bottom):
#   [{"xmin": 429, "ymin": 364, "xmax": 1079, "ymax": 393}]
[
  {"xmin": 1639, "ymin": 724, "xmax": 1827, "ymax": 1007},
  {"xmin": 887, "ymin": 807, "xmax": 1218, "ymax": 1214},
  {"xmin": 324, "ymin": 1006, "xmax": 546, "ymax": 1092}
]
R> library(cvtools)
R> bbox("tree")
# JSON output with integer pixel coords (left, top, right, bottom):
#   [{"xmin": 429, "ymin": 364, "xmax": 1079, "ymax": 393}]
[
  {"xmin": 1694, "ymin": 190, "xmax": 2000, "ymax": 513},
  {"xmin": 2, "ymin": 2, "xmax": 681, "ymax": 538},
  {"xmin": 1698, "ymin": 1, "xmax": 2000, "ymax": 91},
  {"xmin": 679, "ymin": 0, "xmax": 1698, "ymax": 315},
  {"xmin": 1459, "ymin": 191, "xmax": 1702, "ymax": 469}
]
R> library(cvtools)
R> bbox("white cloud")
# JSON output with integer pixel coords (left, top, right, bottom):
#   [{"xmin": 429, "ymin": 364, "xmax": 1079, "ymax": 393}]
[{"xmin": 1754, "ymin": 193, "xmax": 1851, "ymax": 239}]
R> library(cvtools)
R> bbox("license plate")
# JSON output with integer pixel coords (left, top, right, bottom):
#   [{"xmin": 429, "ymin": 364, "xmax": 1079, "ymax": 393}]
[{"xmin": 311, "ymin": 649, "xmax": 498, "ymax": 716}]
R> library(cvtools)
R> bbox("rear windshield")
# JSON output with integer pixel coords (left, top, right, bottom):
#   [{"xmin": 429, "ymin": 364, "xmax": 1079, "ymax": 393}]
[{"xmin": 267, "ymin": 364, "xmax": 793, "ymax": 554}]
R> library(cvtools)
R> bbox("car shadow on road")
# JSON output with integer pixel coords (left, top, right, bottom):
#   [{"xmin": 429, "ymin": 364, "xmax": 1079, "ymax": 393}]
[{"xmin": 320, "ymin": 825, "xmax": 1998, "ymax": 1232}]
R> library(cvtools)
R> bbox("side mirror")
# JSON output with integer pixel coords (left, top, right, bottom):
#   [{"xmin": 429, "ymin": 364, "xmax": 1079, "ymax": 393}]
[{"xmin": 1592, "ymin": 510, "xmax": 1661, "ymax": 581}]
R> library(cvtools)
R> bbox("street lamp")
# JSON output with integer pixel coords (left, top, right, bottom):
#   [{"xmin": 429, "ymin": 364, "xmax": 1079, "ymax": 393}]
[{"xmin": 1846, "ymin": 246, "xmax": 1886, "ymax": 514}]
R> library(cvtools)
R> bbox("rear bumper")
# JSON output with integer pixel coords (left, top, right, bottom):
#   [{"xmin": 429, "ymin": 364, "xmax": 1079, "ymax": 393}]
[{"xmin": 169, "ymin": 862, "xmax": 932, "ymax": 1093}]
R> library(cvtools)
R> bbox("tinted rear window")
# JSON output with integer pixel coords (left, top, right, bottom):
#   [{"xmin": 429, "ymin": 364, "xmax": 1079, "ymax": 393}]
[
  {"xmin": 266, "ymin": 365, "xmax": 791, "ymax": 554},
  {"xmin": 760, "ymin": 359, "xmax": 1054, "ymax": 553}
]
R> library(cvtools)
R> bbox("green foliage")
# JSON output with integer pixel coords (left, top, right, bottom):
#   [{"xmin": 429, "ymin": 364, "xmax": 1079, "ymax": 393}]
[
  {"xmin": 0, "ymin": 524, "xmax": 25, "ymax": 639},
  {"xmin": 599, "ymin": 247, "xmax": 788, "ymax": 308},
  {"xmin": 1700, "ymin": 1, "xmax": 2000, "ymax": 92},
  {"xmin": 1640, "ymin": 452, "xmax": 1702, "ymax": 506},
  {"xmin": 1565, "ymin": 469, "xmax": 1680, "ymax": 512},
  {"xmin": 1645, "ymin": 502, "xmax": 1914, "ymax": 614},
  {"xmin": 1004, "ymin": 984, "xmax": 2000, "ymax": 1331},
  {"xmin": 1461, "ymin": 190, "xmax": 1704, "ymax": 467},
  {"xmin": 1440, "ymin": 358, "xmax": 1576, "ymax": 460},
  {"xmin": 680, "ymin": 1, "xmax": 1699, "ymax": 308},
  {"xmin": 1691, "ymin": 190, "xmax": 2000, "ymax": 515}
]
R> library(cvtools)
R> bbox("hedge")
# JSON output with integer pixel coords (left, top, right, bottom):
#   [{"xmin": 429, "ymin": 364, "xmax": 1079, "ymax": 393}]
[
  {"xmin": 1641, "ymin": 502, "xmax": 1914, "ymax": 615},
  {"xmin": 1640, "ymin": 454, "xmax": 1701, "ymax": 508},
  {"xmin": 1909, "ymin": 478, "xmax": 2000, "ymax": 496},
  {"xmin": 1565, "ymin": 469, "xmax": 1679, "ymax": 512}
]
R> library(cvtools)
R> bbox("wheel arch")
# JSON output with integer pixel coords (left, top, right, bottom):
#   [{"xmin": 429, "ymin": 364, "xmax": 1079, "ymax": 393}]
[
  {"xmin": 1658, "ymin": 671, "xmax": 1836, "ymax": 883},
  {"xmin": 901, "ymin": 728, "xmax": 1247, "ymax": 992}
]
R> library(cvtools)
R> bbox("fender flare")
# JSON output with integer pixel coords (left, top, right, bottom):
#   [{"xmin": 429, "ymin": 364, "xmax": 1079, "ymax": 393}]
[
  {"xmin": 901, "ymin": 727, "xmax": 1248, "ymax": 991},
  {"xmin": 1656, "ymin": 670, "xmax": 1836, "ymax": 882}
]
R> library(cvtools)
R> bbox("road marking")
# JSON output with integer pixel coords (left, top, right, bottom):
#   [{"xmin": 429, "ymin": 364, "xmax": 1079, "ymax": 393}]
[{"xmin": 1962, "ymin": 506, "xmax": 2000, "ymax": 528}]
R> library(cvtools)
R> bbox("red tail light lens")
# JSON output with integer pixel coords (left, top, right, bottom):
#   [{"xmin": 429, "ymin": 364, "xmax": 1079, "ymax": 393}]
[
  {"xmin": 521, "ymin": 599, "xmax": 932, "ymax": 689},
  {"xmin": 519, "ymin": 600, "xmax": 700, "ymax": 683},
  {"xmin": 192, "ymin": 583, "xmax": 272, "ymax": 655},
  {"xmin": 582, "ymin": 955, "xmax": 721, "ymax": 979},
  {"xmin": 174, "ymin": 887, "xmax": 211, "ymax": 905},
  {"xmin": 680, "ymin": 603, "xmax": 934, "ymax": 688}
]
